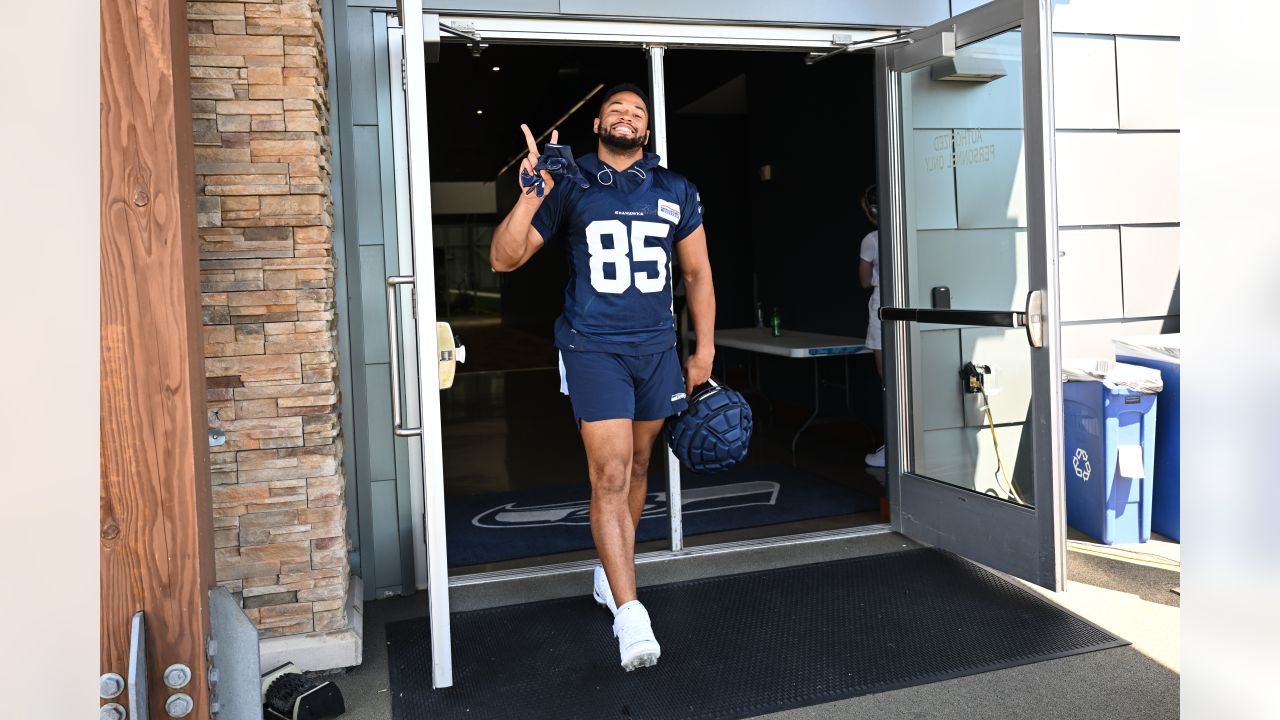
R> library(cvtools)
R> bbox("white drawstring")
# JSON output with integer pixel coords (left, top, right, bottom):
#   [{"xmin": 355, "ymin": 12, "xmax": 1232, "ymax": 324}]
[{"xmin": 596, "ymin": 165, "xmax": 646, "ymax": 186}]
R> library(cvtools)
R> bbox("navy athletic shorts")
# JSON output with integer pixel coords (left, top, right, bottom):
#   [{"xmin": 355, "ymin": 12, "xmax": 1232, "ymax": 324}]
[{"xmin": 558, "ymin": 348, "xmax": 689, "ymax": 423}]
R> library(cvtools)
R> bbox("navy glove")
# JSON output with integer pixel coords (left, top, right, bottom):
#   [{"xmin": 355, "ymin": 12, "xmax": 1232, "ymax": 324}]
[{"xmin": 520, "ymin": 143, "xmax": 590, "ymax": 198}]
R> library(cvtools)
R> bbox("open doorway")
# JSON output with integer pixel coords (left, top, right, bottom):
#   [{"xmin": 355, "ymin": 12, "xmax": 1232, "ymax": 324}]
[
  {"xmin": 664, "ymin": 47, "xmax": 887, "ymax": 546},
  {"xmin": 422, "ymin": 41, "xmax": 889, "ymax": 576}
]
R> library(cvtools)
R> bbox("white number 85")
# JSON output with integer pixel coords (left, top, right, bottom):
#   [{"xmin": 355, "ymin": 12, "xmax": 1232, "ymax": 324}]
[{"xmin": 585, "ymin": 219, "xmax": 669, "ymax": 294}]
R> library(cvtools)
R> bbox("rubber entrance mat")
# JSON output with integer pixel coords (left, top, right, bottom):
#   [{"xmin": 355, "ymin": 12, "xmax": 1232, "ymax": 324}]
[{"xmin": 386, "ymin": 548, "xmax": 1126, "ymax": 720}]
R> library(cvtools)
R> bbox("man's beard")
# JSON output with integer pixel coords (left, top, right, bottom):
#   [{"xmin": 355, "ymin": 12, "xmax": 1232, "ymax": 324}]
[{"xmin": 598, "ymin": 124, "xmax": 646, "ymax": 151}]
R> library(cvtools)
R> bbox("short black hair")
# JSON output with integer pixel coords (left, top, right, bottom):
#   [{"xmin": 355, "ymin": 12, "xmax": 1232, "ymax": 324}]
[{"xmin": 599, "ymin": 83, "xmax": 651, "ymax": 116}]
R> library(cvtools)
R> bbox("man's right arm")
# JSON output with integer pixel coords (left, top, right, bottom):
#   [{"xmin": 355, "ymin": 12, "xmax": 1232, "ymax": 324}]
[
  {"xmin": 490, "ymin": 123, "xmax": 557, "ymax": 273},
  {"xmin": 489, "ymin": 197, "xmax": 547, "ymax": 272}
]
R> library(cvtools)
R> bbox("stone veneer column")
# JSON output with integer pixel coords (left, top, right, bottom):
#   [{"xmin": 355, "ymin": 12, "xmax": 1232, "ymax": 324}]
[{"xmin": 187, "ymin": 0, "xmax": 355, "ymax": 655}]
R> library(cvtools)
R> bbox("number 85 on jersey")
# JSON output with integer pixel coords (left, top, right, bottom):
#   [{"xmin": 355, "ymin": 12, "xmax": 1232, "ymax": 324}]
[{"xmin": 585, "ymin": 219, "xmax": 670, "ymax": 294}]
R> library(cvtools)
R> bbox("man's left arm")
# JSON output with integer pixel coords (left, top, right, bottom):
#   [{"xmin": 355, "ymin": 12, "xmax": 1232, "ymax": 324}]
[{"xmin": 676, "ymin": 224, "xmax": 715, "ymax": 395}]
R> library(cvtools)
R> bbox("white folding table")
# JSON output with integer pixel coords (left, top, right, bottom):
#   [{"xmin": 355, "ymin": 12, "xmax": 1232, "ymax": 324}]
[{"xmin": 701, "ymin": 328, "xmax": 870, "ymax": 459}]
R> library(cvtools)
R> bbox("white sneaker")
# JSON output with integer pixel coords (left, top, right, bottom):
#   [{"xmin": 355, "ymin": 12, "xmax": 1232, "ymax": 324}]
[
  {"xmin": 592, "ymin": 564, "xmax": 618, "ymax": 615},
  {"xmin": 612, "ymin": 600, "xmax": 661, "ymax": 671},
  {"xmin": 865, "ymin": 444, "xmax": 886, "ymax": 468}
]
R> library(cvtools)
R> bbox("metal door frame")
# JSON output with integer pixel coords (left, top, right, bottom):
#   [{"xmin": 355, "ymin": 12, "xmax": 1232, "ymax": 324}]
[
  {"xmin": 875, "ymin": 0, "xmax": 1066, "ymax": 590},
  {"xmin": 394, "ymin": 0, "xmax": 453, "ymax": 688},
  {"xmin": 388, "ymin": 5, "xmax": 908, "ymax": 688}
]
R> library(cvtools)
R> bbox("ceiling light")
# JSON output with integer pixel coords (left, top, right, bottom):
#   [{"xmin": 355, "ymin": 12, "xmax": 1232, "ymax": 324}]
[
  {"xmin": 491, "ymin": 66, "xmax": 500, "ymax": 72},
  {"xmin": 476, "ymin": 109, "xmax": 484, "ymax": 115}
]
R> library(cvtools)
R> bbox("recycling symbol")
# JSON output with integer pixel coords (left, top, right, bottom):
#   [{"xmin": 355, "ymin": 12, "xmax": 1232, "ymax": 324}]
[{"xmin": 1072, "ymin": 448, "xmax": 1091, "ymax": 482}]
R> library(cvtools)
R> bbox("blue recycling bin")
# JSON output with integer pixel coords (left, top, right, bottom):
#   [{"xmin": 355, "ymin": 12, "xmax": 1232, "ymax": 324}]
[
  {"xmin": 1115, "ymin": 335, "xmax": 1180, "ymax": 541},
  {"xmin": 1063, "ymin": 375, "xmax": 1159, "ymax": 545}
]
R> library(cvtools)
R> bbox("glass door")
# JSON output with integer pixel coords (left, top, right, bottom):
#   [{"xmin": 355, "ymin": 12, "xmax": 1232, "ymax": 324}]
[
  {"xmin": 389, "ymin": 0, "xmax": 453, "ymax": 688},
  {"xmin": 875, "ymin": 0, "xmax": 1066, "ymax": 589}
]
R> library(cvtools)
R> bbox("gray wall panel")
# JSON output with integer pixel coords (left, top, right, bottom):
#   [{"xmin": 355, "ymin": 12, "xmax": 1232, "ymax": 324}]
[
  {"xmin": 337, "ymin": 4, "xmax": 414, "ymax": 598},
  {"xmin": 1060, "ymin": 318, "xmax": 1176, "ymax": 358},
  {"xmin": 352, "ymin": 126, "xmax": 386, "ymax": 245},
  {"xmin": 1051, "ymin": 34, "xmax": 1117, "ymax": 130},
  {"xmin": 324, "ymin": 0, "xmax": 362, "ymax": 563},
  {"xmin": 347, "ymin": 7, "xmax": 379, "ymax": 125},
  {"xmin": 1116, "ymin": 37, "xmax": 1180, "ymax": 130},
  {"xmin": 370, "ymin": 479, "xmax": 404, "ymax": 594},
  {"xmin": 1055, "ymin": 132, "xmax": 1179, "ymax": 226},
  {"xmin": 1120, "ymin": 226, "xmax": 1179, "ymax": 318},
  {"xmin": 364, "ymin": 363, "xmax": 398, "ymax": 480},
  {"xmin": 1058, "ymin": 227, "xmax": 1122, "ymax": 322},
  {"xmin": 1050, "ymin": 0, "xmax": 1181, "ymax": 38},
  {"xmin": 358, "ymin": 245, "xmax": 391, "ymax": 363}
]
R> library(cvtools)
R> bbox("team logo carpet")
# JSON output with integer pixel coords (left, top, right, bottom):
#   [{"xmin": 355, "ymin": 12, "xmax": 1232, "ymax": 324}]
[{"xmin": 445, "ymin": 463, "xmax": 878, "ymax": 567}]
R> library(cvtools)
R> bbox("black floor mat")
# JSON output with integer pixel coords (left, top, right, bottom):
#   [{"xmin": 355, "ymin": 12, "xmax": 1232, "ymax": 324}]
[{"xmin": 386, "ymin": 548, "xmax": 1126, "ymax": 720}]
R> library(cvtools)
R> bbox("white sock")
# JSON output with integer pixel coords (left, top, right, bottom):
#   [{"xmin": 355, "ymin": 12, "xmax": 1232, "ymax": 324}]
[{"xmin": 615, "ymin": 600, "xmax": 641, "ymax": 615}]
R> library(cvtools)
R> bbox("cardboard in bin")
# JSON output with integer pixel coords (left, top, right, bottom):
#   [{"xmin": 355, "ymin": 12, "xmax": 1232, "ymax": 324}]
[{"xmin": 1061, "ymin": 358, "xmax": 1163, "ymax": 394}]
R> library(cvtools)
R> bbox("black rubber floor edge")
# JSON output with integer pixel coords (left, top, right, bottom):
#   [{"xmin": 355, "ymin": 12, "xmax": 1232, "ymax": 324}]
[{"xmin": 386, "ymin": 548, "xmax": 1127, "ymax": 720}]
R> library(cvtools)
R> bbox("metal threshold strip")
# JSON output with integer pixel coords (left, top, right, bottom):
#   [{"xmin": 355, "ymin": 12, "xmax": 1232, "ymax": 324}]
[{"xmin": 448, "ymin": 522, "xmax": 894, "ymax": 587}]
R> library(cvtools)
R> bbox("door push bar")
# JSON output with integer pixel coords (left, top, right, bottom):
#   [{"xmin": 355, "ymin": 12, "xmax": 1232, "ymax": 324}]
[{"xmin": 880, "ymin": 290, "xmax": 1046, "ymax": 348}]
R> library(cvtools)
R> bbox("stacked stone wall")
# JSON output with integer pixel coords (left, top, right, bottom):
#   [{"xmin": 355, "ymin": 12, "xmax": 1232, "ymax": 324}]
[{"xmin": 187, "ymin": 0, "xmax": 349, "ymax": 639}]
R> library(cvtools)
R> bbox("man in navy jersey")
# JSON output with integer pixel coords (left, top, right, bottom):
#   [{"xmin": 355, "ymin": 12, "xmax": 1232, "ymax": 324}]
[{"xmin": 490, "ymin": 84, "xmax": 716, "ymax": 671}]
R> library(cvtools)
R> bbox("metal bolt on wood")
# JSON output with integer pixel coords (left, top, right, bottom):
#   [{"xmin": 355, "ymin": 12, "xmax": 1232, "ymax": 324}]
[
  {"xmin": 100, "ymin": 673, "xmax": 125, "ymax": 699},
  {"xmin": 163, "ymin": 664, "xmax": 191, "ymax": 689},
  {"xmin": 165, "ymin": 693, "xmax": 194, "ymax": 718},
  {"xmin": 100, "ymin": 703, "xmax": 127, "ymax": 720}
]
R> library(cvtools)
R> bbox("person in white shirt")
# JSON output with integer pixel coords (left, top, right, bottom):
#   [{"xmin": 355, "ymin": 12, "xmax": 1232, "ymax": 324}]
[{"xmin": 857, "ymin": 185, "xmax": 885, "ymax": 468}]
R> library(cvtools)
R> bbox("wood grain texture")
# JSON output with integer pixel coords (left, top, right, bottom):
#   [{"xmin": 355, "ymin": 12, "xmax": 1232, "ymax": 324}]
[{"xmin": 101, "ymin": 0, "xmax": 215, "ymax": 716}]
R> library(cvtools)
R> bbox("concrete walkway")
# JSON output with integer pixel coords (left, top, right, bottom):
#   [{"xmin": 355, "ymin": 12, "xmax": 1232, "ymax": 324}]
[{"xmin": 328, "ymin": 531, "xmax": 1180, "ymax": 719}]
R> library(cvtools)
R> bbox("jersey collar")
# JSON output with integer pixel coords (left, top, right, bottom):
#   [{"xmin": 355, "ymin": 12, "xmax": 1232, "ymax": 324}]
[{"xmin": 580, "ymin": 152, "xmax": 662, "ymax": 198}]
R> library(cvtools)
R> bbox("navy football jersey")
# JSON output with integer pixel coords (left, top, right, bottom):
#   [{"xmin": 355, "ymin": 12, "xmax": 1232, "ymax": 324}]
[{"xmin": 532, "ymin": 152, "xmax": 704, "ymax": 355}]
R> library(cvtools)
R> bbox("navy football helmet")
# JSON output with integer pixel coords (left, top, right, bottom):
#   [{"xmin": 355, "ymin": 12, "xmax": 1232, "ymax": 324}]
[{"xmin": 665, "ymin": 379, "xmax": 753, "ymax": 474}]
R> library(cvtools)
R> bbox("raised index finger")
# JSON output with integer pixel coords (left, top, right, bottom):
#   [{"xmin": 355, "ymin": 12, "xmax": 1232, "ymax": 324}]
[{"xmin": 519, "ymin": 124, "xmax": 539, "ymax": 156}]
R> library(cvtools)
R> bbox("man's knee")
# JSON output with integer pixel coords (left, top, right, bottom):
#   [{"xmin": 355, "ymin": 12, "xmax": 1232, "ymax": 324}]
[
  {"xmin": 590, "ymin": 457, "xmax": 630, "ymax": 496},
  {"xmin": 630, "ymin": 448, "xmax": 652, "ymax": 479}
]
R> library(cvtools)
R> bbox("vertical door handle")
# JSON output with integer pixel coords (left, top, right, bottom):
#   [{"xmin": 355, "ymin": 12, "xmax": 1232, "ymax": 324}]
[{"xmin": 386, "ymin": 276, "xmax": 422, "ymax": 437}]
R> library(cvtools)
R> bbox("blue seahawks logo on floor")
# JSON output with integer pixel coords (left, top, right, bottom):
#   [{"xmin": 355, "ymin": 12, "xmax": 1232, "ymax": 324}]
[
  {"xmin": 445, "ymin": 464, "xmax": 880, "ymax": 567},
  {"xmin": 472, "ymin": 481, "xmax": 780, "ymax": 528}
]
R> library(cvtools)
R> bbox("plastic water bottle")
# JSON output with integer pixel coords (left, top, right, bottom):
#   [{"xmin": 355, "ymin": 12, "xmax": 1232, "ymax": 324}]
[{"xmin": 771, "ymin": 307, "xmax": 782, "ymax": 337}]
